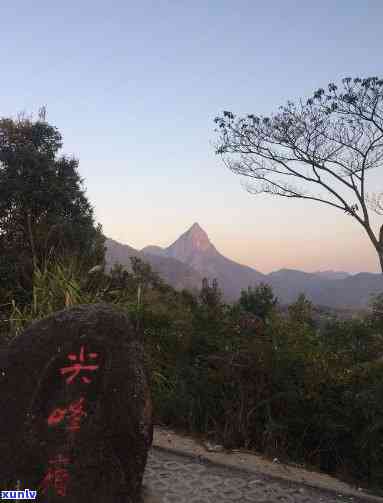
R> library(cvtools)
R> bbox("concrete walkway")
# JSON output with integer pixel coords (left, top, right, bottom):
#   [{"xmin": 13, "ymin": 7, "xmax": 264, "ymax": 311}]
[
  {"xmin": 144, "ymin": 448, "xmax": 382, "ymax": 503},
  {"xmin": 142, "ymin": 428, "xmax": 383, "ymax": 503}
]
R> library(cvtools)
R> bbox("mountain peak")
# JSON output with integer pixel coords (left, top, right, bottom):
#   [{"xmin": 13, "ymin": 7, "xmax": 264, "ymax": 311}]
[
  {"xmin": 184, "ymin": 222, "xmax": 212, "ymax": 251},
  {"xmin": 165, "ymin": 223, "xmax": 216, "ymax": 263},
  {"xmin": 190, "ymin": 222, "xmax": 203, "ymax": 231}
]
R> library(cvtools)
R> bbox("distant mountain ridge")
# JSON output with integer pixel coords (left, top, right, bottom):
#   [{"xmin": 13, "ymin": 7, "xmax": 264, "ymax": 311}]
[
  {"xmin": 105, "ymin": 238, "xmax": 203, "ymax": 292},
  {"xmin": 313, "ymin": 270, "xmax": 351, "ymax": 280},
  {"xmin": 106, "ymin": 223, "xmax": 383, "ymax": 308},
  {"xmin": 141, "ymin": 222, "xmax": 265, "ymax": 300}
]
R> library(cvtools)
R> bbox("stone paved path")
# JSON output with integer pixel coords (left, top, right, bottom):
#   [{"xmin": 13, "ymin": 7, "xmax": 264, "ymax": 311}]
[{"xmin": 143, "ymin": 448, "xmax": 377, "ymax": 503}]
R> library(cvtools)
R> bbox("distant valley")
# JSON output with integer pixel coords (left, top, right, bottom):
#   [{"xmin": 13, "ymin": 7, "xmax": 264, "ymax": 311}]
[{"xmin": 106, "ymin": 223, "xmax": 383, "ymax": 308}]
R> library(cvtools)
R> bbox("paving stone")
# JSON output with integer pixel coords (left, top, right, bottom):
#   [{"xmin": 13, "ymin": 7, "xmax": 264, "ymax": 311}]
[{"xmin": 144, "ymin": 448, "xmax": 378, "ymax": 503}]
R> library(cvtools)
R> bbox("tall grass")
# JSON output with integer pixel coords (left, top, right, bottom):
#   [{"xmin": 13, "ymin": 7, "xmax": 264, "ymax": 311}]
[{"xmin": 5, "ymin": 258, "xmax": 97, "ymax": 338}]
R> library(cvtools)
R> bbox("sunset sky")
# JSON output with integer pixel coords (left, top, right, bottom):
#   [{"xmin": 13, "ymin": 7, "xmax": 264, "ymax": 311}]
[{"xmin": 1, "ymin": 0, "xmax": 382, "ymax": 273}]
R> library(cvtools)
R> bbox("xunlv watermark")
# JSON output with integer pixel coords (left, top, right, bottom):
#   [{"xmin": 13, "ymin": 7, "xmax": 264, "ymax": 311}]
[{"xmin": 1, "ymin": 490, "xmax": 37, "ymax": 500}]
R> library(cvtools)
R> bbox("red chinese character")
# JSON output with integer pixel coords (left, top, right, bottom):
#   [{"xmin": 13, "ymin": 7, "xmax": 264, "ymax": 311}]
[
  {"xmin": 47, "ymin": 397, "xmax": 87, "ymax": 432},
  {"xmin": 67, "ymin": 397, "xmax": 87, "ymax": 432},
  {"xmin": 40, "ymin": 454, "xmax": 70, "ymax": 497},
  {"xmin": 47, "ymin": 407, "xmax": 66, "ymax": 427},
  {"xmin": 60, "ymin": 345, "xmax": 99, "ymax": 384}
]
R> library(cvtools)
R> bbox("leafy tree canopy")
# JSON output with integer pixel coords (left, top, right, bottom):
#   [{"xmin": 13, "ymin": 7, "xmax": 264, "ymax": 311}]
[
  {"xmin": 288, "ymin": 293, "xmax": 315, "ymax": 327},
  {"xmin": 0, "ymin": 113, "xmax": 105, "ymax": 304},
  {"xmin": 238, "ymin": 283, "xmax": 278, "ymax": 321}
]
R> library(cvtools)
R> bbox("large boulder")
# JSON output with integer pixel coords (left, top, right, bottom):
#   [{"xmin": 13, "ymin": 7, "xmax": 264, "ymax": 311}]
[{"xmin": 0, "ymin": 303, "xmax": 153, "ymax": 502}]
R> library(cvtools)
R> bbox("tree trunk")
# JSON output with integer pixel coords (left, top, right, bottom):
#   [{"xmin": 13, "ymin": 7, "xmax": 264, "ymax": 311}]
[
  {"xmin": 378, "ymin": 247, "xmax": 383, "ymax": 274},
  {"xmin": 26, "ymin": 211, "xmax": 37, "ymax": 271},
  {"xmin": 363, "ymin": 222, "xmax": 383, "ymax": 274},
  {"xmin": 379, "ymin": 224, "xmax": 383, "ymax": 273}
]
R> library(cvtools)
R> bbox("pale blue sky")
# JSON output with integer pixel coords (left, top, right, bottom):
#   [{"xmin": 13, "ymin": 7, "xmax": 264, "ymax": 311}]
[{"xmin": 1, "ymin": 0, "xmax": 382, "ymax": 272}]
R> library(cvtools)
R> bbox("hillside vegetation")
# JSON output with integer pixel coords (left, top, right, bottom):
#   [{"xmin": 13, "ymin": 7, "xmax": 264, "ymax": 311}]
[{"xmin": 1, "ymin": 258, "xmax": 383, "ymax": 491}]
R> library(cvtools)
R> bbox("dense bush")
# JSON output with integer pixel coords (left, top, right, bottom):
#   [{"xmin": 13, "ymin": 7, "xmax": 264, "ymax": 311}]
[
  {"xmin": 147, "ymin": 286, "xmax": 383, "ymax": 489},
  {"xmin": 1, "ymin": 260, "xmax": 382, "ymax": 489}
]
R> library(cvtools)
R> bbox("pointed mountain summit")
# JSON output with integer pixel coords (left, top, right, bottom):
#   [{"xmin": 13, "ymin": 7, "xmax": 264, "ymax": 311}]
[
  {"xmin": 160, "ymin": 223, "xmax": 265, "ymax": 298},
  {"xmin": 166, "ymin": 222, "xmax": 217, "ymax": 263},
  {"xmin": 187, "ymin": 222, "xmax": 211, "ymax": 245},
  {"xmin": 142, "ymin": 222, "xmax": 265, "ymax": 298}
]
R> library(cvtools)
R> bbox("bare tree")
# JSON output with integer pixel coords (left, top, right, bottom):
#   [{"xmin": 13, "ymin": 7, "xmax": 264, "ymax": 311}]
[{"xmin": 214, "ymin": 77, "xmax": 383, "ymax": 272}]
